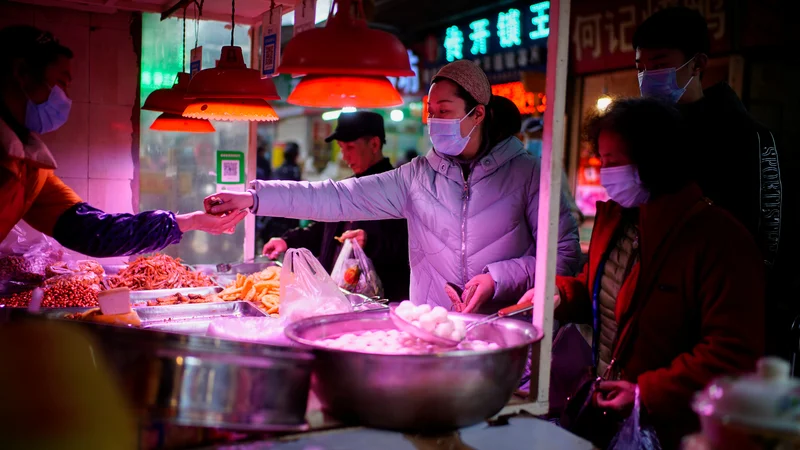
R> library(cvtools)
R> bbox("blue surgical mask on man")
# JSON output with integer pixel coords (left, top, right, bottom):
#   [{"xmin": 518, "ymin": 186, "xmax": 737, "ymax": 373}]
[
  {"xmin": 25, "ymin": 85, "xmax": 72, "ymax": 134},
  {"xmin": 525, "ymin": 139, "xmax": 543, "ymax": 158},
  {"xmin": 600, "ymin": 165, "xmax": 650, "ymax": 208},
  {"xmin": 428, "ymin": 107, "xmax": 477, "ymax": 157},
  {"xmin": 638, "ymin": 57, "xmax": 696, "ymax": 104}
]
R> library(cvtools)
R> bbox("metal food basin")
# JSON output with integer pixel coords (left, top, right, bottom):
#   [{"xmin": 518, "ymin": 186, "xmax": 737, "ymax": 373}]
[
  {"xmin": 3, "ymin": 310, "xmax": 314, "ymax": 432},
  {"xmin": 285, "ymin": 310, "xmax": 542, "ymax": 432}
]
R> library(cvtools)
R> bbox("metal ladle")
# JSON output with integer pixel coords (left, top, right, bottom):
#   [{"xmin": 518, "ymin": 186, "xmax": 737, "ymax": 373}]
[{"xmin": 390, "ymin": 303, "xmax": 533, "ymax": 347}]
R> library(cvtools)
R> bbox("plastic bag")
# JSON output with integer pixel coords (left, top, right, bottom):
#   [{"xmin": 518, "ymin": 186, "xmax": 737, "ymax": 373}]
[
  {"xmin": 0, "ymin": 226, "xmax": 64, "ymax": 295},
  {"xmin": 207, "ymin": 317, "xmax": 294, "ymax": 347},
  {"xmin": 279, "ymin": 248, "xmax": 352, "ymax": 324},
  {"xmin": 608, "ymin": 385, "xmax": 662, "ymax": 450},
  {"xmin": 330, "ymin": 238, "xmax": 383, "ymax": 298}
]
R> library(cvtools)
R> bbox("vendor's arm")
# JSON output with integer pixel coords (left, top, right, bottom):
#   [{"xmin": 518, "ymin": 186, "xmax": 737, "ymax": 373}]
[
  {"xmin": 637, "ymin": 224, "xmax": 765, "ymax": 422},
  {"xmin": 207, "ymin": 165, "xmax": 412, "ymax": 222},
  {"xmin": 29, "ymin": 174, "xmax": 244, "ymax": 257},
  {"xmin": 483, "ymin": 164, "xmax": 581, "ymax": 303}
]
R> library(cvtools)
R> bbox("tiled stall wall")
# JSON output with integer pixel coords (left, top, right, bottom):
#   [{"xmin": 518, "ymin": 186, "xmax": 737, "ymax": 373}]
[{"xmin": 0, "ymin": 3, "xmax": 139, "ymax": 263}]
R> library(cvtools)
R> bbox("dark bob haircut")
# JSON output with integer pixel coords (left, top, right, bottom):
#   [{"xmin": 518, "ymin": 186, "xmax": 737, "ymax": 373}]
[
  {"xmin": 633, "ymin": 7, "xmax": 710, "ymax": 60},
  {"xmin": 584, "ymin": 97, "xmax": 692, "ymax": 197}
]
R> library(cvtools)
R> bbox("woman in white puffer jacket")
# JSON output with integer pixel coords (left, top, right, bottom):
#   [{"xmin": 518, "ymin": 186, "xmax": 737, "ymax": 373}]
[{"xmin": 206, "ymin": 61, "xmax": 581, "ymax": 314}]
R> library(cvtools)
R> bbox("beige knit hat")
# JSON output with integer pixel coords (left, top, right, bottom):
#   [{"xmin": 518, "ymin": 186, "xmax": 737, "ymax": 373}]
[{"xmin": 433, "ymin": 60, "xmax": 492, "ymax": 106}]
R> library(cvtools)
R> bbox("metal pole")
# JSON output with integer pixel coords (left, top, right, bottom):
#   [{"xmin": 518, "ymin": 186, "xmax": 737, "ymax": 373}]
[{"xmin": 529, "ymin": 0, "xmax": 571, "ymax": 411}]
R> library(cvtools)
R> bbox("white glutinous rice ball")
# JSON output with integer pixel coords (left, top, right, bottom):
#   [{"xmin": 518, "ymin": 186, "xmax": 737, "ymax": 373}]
[
  {"xmin": 396, "ymin": 301, "xmax": 414, "ymax": 317},
  {"xmin": 419, "ymin": 315, "xmax": 437, "ymax": 333},
  {"xmin": 430, "ymin": 306, "xmax": 449, "ymax": 323},
  {"xmin": 415, "ymin": 304, "xmax": 432, "ymax": 315},
  {"xmin": 434, "ymin": 321, "xmax": 454, "ymax": 338},
  {"xmin": 386, "ymin": 329, "xmax": 399, "ymax": 337},
  {"xmin": 450, "ymin": 330, "xmax": 464, "ymax": 342},
  {"xmin": 411, "ymin": 320, "xmax": 421, "ymax": 328},
  {"xmin": 488, "ymin": 343, "xmax": 500, "ymax": 350}
]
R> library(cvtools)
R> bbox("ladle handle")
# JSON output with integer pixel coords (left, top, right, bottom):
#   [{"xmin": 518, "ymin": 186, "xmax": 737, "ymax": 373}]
[{"xmin": 497, "ymin": 303, "xmax": 534, "ymax": 317}]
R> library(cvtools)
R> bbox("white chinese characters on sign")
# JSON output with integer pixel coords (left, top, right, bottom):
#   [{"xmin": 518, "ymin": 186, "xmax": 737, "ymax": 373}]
[
  {"xmin": 445, "ymin": 26, "xmax": 464, "ymax": 62},
  {"xmin": 469, "ymin": 19, "xmax": 491, "ymax": 55},
  {"xmin": 497, "ymin": 8, "xmax": 522, "ymax": 48}
]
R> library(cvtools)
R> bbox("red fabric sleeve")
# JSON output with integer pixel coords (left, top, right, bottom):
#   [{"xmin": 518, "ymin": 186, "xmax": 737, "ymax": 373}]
[
  {"xmin": 554, "ymin": 261, "xmax": 592, "ymax": 324},
  {"xmin": 637, "ymin": 223, "xmax": 765, "ymax": 420}
]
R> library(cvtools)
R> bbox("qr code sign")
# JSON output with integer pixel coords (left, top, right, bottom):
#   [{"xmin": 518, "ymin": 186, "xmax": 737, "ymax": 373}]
[
  {"xmin": 262, "ymin": 42, "xmax": 276, "ymax": 72},
  {"xmin": 221, "ymin": 160, "xmax": 240, "ymax": 182}
]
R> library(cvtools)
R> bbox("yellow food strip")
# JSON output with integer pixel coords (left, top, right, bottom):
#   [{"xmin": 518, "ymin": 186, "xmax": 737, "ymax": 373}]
[{"xmin": 215, "ymin": 266, "xmax": 281, "ymax": 315}]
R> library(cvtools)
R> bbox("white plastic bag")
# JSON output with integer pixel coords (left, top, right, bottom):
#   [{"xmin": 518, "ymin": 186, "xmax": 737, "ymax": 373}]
[
  {"xmin": 607, "ymin": 385, "xmax": 662, "ymax": 450},
  {"xmin": 0, "ymin": 226, "xmax": 64, "ymax": 295},
  {"xmin": 330, "ymin": 238, "xmax": 383, "ymax": 298},
  {"xmin": 279, "ymin": 248, "xmax": 352, "ymax": 324}
]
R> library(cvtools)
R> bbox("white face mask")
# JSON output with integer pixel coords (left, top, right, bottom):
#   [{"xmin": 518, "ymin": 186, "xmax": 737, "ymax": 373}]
[
  {"xmin": 25, "ymin": 85, "xmax": 72, "ymax": 134},
  {"xmin": 428, "ymin": 107, "xmax": 477, "ymax": 156},
  {"xmin": 600, "ymin": 165, "xmax": 650, "ymax": 208}
]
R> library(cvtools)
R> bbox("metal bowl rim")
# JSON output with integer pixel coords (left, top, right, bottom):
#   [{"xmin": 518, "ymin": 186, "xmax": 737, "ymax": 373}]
[{"xmin": 284, "ymin": 309, "xmax": 543, "ymax": 358}]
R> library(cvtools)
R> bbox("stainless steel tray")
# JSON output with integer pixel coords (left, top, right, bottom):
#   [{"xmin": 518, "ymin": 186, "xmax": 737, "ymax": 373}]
[{"xmin": 137, "ymin": 301, "xmax": 266, "ymax": 334}]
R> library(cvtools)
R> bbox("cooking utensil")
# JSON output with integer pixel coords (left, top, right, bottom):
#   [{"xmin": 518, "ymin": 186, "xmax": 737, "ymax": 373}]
[
  {"xmin": 18, "ymin": 314, "xmax": 314, "ymax": 431},
  {"xmin": 284, "ymin": 310, "xmax": 542, "ymax": 431},
  {"xmin": 390, "ymin": 302, "xmax": 534, "ymax": 347}
]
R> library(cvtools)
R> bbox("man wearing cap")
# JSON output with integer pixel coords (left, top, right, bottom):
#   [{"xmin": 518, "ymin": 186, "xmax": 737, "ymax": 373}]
[{"xmin": 262, "ymin": 111, "xmax": 410, "ymax": 300}]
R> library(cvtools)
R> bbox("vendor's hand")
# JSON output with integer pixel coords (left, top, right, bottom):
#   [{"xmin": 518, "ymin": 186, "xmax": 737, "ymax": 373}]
[
  {"xmin": 336, "ymin": 229, "xmax": 367, "ymax": 248},
  {"xmin": 462, "ymin": 274, "xmax": 495, "ymax": 313},
  {"xmin": 517, "ymin": 288, "xmax": 561, "ymax": 309},
  {"xmin": 176, "ymin": 210, "xmax": 247, "ymax": 235},
  {"xmin": 262, "ymin": 238, "xmax": 288, "ymax": 259},
  {"xmin": 204, "ymin": 191, "xmax": 254, "ymax": 216},
  {"xmin": 595, "ymin": 380, "xmax": 636, "ymax": 415}
]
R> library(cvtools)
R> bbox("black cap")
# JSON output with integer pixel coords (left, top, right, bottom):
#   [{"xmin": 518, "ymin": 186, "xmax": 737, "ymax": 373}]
[{"xmin": 325, "ymin": 111, "xmax": 386, "ymax": 144}]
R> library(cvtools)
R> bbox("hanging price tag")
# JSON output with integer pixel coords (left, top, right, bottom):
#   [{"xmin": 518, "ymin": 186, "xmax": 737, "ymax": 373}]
[
  {"xmin": 293, "ymin": 0, "xmax": 317, "ymax": 37},
  {"xmin": 190, "ymin": 46, "xmax": 203, "ymax": 78},
  {"xmin": 261, "ymin": 6, "xmax": 283, "ymax": 78}
]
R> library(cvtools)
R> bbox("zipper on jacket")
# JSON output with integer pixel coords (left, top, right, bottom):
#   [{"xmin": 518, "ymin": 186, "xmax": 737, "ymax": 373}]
[{"xmin": 461, "ymin": 172, "xmax": 473, "ymax": 286}]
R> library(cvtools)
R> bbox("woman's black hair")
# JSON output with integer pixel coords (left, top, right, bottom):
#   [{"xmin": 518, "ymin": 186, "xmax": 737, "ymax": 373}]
[
  {"xmin": 431, "ymin": 76, "xmax": 519, "ymax": 152},
  {"xmin": 584, "ymin": 97, "xmax": 692, "ymax": 197},
  {"xmin": 0, "ymin": 25, "xmax": 73, "ymax": 142}
]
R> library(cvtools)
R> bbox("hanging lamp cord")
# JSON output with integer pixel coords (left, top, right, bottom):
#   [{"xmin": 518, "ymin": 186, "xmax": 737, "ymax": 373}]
[
  {"xmin": 230, "ymin": 0, "xmax": 235, "ymax": 46},
  {"xmin": 182, "ymin": 7, "xmax": 186, "ymax": 73}
]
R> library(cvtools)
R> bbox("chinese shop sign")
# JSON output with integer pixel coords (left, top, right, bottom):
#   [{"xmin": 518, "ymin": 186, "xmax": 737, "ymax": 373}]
[{"xmin": 571, "ymin": 0, "xmax": 730, "ymax": 74}]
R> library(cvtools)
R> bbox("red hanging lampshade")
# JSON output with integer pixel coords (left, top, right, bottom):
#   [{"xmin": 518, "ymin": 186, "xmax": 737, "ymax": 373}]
[
  {"xmin": 150, "ymin": 113, "xmax": 216, "ymax": 133},
  {"xmin": 183, "ymin": 98, "xmax": 279, "ymax": 122},
  {"xmin": 142, "ymin": 72, "xmax": 216, "ymax": 132},
  {"xmin": 279, "ymin": 0, "xmax": 411, "ymax": 108},
  {"xmin": 183, "ymin": 46, "xmax": 280, "ymax": 121},
  {"xmin": 288, "ymin": 75, "xmax": 403, "ymax": 108},
  {"xmin": 279, "ymin": 0, "xmax": 414, "ymax": 77}
]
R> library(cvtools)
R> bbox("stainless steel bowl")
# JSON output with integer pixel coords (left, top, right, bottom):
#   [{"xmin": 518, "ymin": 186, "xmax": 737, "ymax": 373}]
[
  {"xmin": 285, "ymin": 310, "xmax": 542, "ymax": 432},
  {"xmin": 10, "ymin": 314, "xmax": 314, "ymax": 432}
]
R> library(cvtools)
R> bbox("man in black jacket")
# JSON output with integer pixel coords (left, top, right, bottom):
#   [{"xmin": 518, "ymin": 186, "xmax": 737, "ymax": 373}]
[
  {"xmin": 634, "ymin": 8, "xmax": 789, "ymax": 356},
  {"xmin": 262, "ymin": 112, "xmax": 410, "ymax": 300}
]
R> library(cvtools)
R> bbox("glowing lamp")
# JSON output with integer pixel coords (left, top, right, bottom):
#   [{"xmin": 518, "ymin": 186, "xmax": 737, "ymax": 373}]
[
  {"xmin": 596, "ymin": 95, "xmax": 613, "ymax": 112},
  {"xmin": 142, "ymin": 72, "xmax": 215, "ymax": 132},
  {"xmin": 183, "ymin": 46, "xmax": 280, "ymax": 122},
  {"xmin": 278, "ymin": 0, "xmax": 414, "ymax": 77},
  {"xmin": 150, "ymin": 113, "xmax": 216, "ymax": 133},
  {"xmin": 183, "ymin": 98, "xmax": 279, "ymax": 122},
  {"xmin": 287, "ymin": 75, "xmax": 403, "ymax": 108}
]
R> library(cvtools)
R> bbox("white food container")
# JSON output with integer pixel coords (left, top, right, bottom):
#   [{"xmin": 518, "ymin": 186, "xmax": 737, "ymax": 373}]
[{"xmin": 690, "ymin": 357, "xmax": 800, "ymax": 450}]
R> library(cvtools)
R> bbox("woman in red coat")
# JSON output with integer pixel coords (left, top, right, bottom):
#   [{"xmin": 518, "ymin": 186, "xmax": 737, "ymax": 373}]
[{"xmin": 522, "ymin": 98, "xmax": 765, "ymax": 449}]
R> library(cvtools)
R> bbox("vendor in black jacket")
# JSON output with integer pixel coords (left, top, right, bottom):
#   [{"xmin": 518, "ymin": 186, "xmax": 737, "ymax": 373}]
[
  {"xmin": 262, "ymin": 111, "xmax": 410, "ymax": 301},
  {"xmin": 634, "ymin": 7, "xmax": 792, "ymax": 357}
]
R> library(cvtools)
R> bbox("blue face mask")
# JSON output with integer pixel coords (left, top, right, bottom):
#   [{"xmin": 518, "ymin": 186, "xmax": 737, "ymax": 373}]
[
  {"xmin": 525, "ymin": 139, "xmax": 543, "ymax": 158},
  {"xmin": 637, "ymin": 57, "xmax": 695, "ymax": 104},
  {"xmin": 25, "ymin": 85, "xmax": 72, "ymax": 134},
  {"xmin": 428, "ymin": 107, "xmax": 477, "ymax": 157}
]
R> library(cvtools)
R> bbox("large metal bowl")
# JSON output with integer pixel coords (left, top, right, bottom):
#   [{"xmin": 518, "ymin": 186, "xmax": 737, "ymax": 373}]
[
  {"xmin": 2, "ymin": 311, "xmax": 314, "ymax": 432},
  {"xmin": 285, "ymin": 310, "xmax": 542, "ymax": 432}
]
